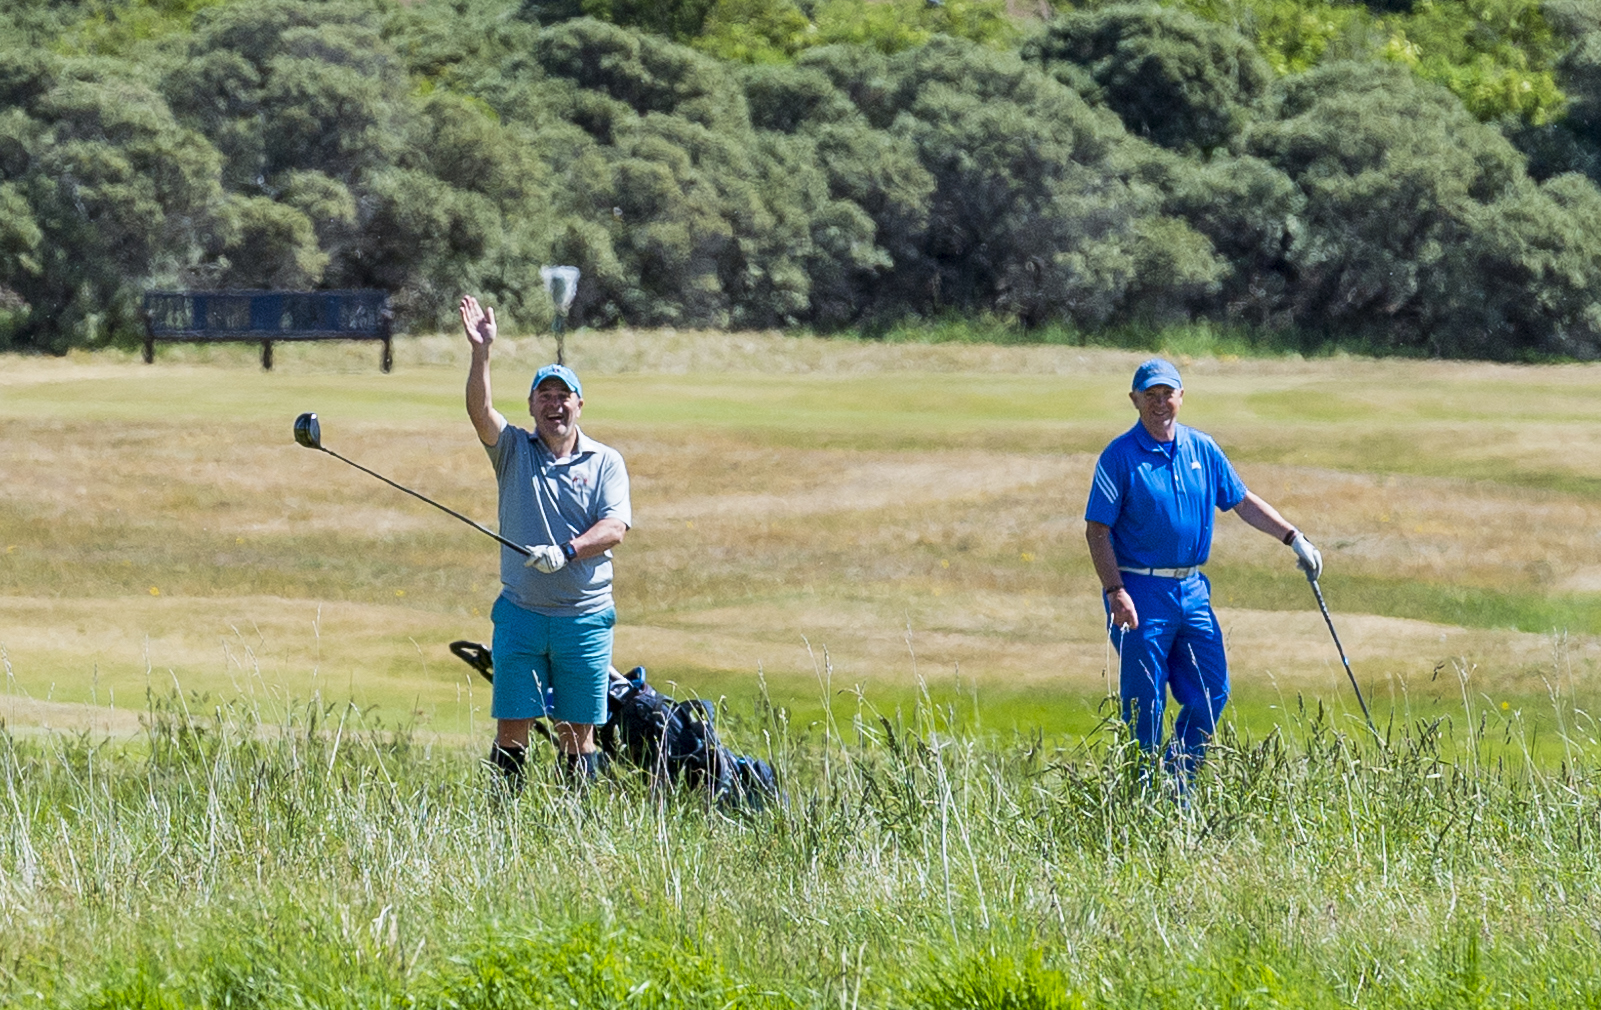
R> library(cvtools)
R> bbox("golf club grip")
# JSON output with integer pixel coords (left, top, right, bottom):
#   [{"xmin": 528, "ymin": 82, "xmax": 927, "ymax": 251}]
[{"xmin": 321, "ymin": 448, "xmax": 531, "ymax": 556}]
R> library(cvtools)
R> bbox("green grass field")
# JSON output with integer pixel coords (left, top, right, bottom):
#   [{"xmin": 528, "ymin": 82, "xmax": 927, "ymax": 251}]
[
  {"xmin": 2, "ymin": 332, "xmax": 1598, "ymax": 743},
  {"xmin": 4, "ymin": 333, "xmax": 1601, "ymax": 1006}
]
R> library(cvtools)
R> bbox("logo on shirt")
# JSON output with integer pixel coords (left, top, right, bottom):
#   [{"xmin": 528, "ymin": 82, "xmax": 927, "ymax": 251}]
[
  {"xmin": 569, "ymin": 473, "xmax": 591, "ymax": 490},
  {"xmin": 1190, "ymin": 461, "xmax": 1202, "ymax": 470}
]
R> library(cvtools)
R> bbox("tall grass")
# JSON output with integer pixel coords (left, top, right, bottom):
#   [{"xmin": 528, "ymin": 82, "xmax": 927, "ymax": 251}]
[{"xmin": 4, "ymin": 670, "xmax": 1601, "ymax": 1007}]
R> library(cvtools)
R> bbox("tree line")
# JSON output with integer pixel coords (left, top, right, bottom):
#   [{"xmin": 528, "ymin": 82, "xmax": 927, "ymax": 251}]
[{"xmin": 2, "ymin": 0, "xmax": 1600, "ymax": 359}]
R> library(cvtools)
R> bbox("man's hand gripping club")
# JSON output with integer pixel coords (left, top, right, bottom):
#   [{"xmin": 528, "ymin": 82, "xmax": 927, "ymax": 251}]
[
  {"xmin": 1289, "ymin": 532, "xmax": 1322, "ymax": 581},
  {"xmin": 524, "ymin": 544, "xmax": 567, "ymax": 574}
]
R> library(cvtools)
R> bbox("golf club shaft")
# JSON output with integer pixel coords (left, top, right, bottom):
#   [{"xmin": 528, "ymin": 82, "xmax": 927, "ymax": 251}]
[
  {"xmin": 318, "ymin": 447, "xmax": 531, "ymax": 557},
  {"xmin": 1309, "ymin": 577, "xmax": 1377, "ymax": 735},
  {"xmin": 531, "ymin": 455, "xmax": 559, "ymax": 547}
]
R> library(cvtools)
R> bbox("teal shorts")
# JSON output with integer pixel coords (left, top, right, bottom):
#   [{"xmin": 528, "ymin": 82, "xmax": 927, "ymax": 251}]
[{"xmin": 489, "ymin": 596, "xmax": 615, "ymax": 725}]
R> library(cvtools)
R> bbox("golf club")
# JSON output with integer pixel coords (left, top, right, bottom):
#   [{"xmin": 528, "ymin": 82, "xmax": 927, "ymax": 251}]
[
  {"xmin": 292, "ymin": 412, "xmax": 532, "ymax": 558},
  {"xmin": 1306, "ymin": 573, "xmax": 1378, "ymax": 737}
]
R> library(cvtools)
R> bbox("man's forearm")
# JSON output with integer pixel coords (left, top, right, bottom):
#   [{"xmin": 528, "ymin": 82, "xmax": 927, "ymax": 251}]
[
  {"xmin": 1086, "ymin": 520, "xmax": 1138, "ymax": 628},
  {"xmin": 1234, "ymin": 491, "xmax": 1296, "ymax": 542},
  {"xmin": 1085, "ymin": 522, "xmax": 1123, "ymax": 591},
  {"xmin": 568, "ymin": 518, "xmax": 627, "ymax": 559},
  {"xmin": 466, "ymin": 347, "xmax": 502, "ymax": 446}
]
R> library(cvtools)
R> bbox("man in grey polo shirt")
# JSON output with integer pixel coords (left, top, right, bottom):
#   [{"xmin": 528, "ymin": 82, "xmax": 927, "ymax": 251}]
[{"xmin": 460, "ymin": 295, "xmax": 631, "ymax": 791}]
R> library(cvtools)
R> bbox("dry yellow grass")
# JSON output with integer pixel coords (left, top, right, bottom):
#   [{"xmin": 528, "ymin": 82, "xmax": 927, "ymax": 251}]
[{"xmin": 3, "ymin": 334, "xmax": 1600, "ymax": 737}]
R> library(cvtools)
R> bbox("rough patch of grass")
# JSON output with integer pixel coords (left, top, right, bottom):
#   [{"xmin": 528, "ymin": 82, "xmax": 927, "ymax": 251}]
[{"xmin": 9, "ymin": 690, "xmax": 1601, "ymax": 1007}]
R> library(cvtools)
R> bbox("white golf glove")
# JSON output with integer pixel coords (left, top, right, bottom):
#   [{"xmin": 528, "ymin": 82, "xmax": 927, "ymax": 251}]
[
  {"xmin": 524, "ymin": 544, "xmax": 566, "ymax": 574},
  {"xmin": 1289, "ymin": 532, "xmax": 1322, "ymax": 581}
]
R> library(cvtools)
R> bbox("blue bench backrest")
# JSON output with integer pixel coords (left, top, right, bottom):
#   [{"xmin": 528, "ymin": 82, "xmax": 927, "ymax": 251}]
[{"xmin": 144, "ymin": 290, "xmax": 389, "ymax": 336}]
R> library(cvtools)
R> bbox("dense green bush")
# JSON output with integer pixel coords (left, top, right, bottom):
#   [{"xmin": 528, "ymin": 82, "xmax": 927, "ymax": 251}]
[
  {"xmin": 1143, "ymin": 0, "xmax": 1568, "ymax": 122},
  {"xmin": 535, "ymin": 0, "xmax": 1016, "ymax": 62},
  {"xmin": 1512, "ymin": 0, "xmax": 1601, "ymax": 181},
  {"xmin": 1025, "ymin": 4, "xmax": 1274, "ymax": 154},
  {"xmin": 0, "ymin": 51, "xmax": 225, "ymax": 351},
  {"xmin": 1242, "ymin": 60, "xmax": 1601, "ymax": 356},
  {"xmin": 2, "ymin": 0, "xmax": 1601, "ymax": 358}
]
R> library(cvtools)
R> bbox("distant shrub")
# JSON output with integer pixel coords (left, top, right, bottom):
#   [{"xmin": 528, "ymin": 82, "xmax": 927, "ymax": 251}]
[
  {"xmin": 1245, "ymin": 60, "xmax": 1601, "ymax": 356},
  {"xmin": 1093, "ymin": 0, "xmax": 1570, "ymax": 124},
  {"xmin": 1025, "ymin": 4, "xmax": 1274, "ymax": 153},
  {"xmin": 0, "ymin": 54, "xmax": 225, "ymax": 352}
]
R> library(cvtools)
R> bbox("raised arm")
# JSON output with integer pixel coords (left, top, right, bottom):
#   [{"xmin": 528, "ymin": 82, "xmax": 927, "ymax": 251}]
[{"xmin": 461, "ymin": 296, "xmax": 506, "ymax": 446}]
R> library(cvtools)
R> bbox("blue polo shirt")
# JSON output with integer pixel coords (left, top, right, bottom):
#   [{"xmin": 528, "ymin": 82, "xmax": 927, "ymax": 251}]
[
  {"xmin": 488, "ymin": 425, "xmax": 631, "ymax": 616},
  {"xmin": 1084, "ymin": 422, "xmax": 1247, "ymax": 570}
]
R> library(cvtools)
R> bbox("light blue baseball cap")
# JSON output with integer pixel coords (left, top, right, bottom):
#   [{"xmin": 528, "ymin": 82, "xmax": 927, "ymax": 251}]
[
  {"xmin": 531, "ymin": 363, "xmax": 582, "ymax": 398},
  {"xmin": 1131, "ymin": 358, "xmax": 1183, "ymax": 392}
]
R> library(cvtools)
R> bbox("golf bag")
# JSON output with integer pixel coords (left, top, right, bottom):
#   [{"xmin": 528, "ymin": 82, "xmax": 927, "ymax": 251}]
[
  {"xmin": 601, "ymin": 665, "xmax": 779, "ymax": 809},
  {"xmin": 449, "ymin": 641, "xmax": 778, "ymax": 809}
]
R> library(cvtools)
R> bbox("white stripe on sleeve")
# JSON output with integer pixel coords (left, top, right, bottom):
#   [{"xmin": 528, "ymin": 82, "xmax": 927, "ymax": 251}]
[{"xmin": 1093, "ymin": 461, "xmax": 1119, "ymax": 506}]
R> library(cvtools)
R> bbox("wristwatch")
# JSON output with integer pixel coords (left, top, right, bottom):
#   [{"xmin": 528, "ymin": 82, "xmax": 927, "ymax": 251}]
[{"xmin": 562, "ymin": 541, "xmax": 578, "ymax": 561}]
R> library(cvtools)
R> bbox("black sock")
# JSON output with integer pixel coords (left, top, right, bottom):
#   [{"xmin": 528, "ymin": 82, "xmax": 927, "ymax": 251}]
[{"xmin": 488, "ymin": 743, "xmax": 527, "ymax": 796}]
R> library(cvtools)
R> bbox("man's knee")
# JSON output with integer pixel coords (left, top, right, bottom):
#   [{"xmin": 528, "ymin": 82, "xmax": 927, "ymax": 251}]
[
  {"xmin": 1170, "ymin": 679, "xmax": 1228, "ymax": 725},
  {"xmin": 495, "ymin": 718, "xmax": 536, "ymax": 749}
]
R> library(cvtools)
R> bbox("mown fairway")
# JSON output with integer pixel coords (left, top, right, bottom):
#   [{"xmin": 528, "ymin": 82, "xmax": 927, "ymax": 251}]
[{"xmin": 2, "ymin": 333, "xmax": 1601, "ymax": 742}]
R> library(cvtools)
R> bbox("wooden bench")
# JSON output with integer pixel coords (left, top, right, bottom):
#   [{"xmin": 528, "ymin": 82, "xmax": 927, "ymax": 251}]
[{"xmin": 142, "ymin": 290, "xmax": 395, "ymax": 371}]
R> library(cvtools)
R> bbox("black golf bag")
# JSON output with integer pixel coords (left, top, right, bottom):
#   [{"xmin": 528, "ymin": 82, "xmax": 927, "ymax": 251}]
[{"xmin": 449, "ymin": 641, "xmax": 778, "ymax": 809}]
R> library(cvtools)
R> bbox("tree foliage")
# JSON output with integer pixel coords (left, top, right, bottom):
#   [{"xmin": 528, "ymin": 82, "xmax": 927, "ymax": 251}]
[
  {"xmin": 0, "ymin": 52, "xmax": 224, "ymax": 350},
  {"xmin": 1025, "ymin": 4, "xmax": 1273, "ymax": 153},
  {"xmin": 2, "ymin": 0, "xmax": 1601, "ymax": 359},
  {"xmin": 1141, "ymin": 0, "xmax": 1568, "ymax": 123}
]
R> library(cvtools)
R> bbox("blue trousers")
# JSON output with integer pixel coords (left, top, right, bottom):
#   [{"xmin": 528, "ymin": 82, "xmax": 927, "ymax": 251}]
[{"xmin": 1105, "ymin": 572, "xmax": 1230, "ymax": 770}]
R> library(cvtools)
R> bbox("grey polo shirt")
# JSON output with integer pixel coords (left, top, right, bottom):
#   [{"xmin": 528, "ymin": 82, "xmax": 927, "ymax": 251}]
[{"xmin": 487, "ymin": 425, "xmax": 631, "ymax": 616}]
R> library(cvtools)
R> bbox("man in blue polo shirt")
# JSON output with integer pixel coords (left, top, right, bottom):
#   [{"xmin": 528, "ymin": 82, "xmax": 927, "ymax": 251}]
[
  {"xmin": 1085, "ymin": 358, "xmax": 1321, "ymax": 775},
  {"xmin": 460, "ymin": 295, "xmax": 632, "ymax": 792}
]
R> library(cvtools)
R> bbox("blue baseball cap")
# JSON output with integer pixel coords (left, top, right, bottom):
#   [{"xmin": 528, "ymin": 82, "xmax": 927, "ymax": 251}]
[
  {"xmin": 1131, "ymin": 358, "xmax": 1183, "ymax": 392},
  {"xmin": 531, "ymin": 363, "xmax": 582, "ymax": 398}
]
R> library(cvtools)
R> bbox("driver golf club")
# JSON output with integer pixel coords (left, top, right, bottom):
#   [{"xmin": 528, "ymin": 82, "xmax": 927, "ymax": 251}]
[
  {"xmin": 1306, "ymin": 573, "xmax": 1378, "ymax": 738},
  {"xmin": 293, "ymin": 412, "xmax": 532, "ymax": 558}
]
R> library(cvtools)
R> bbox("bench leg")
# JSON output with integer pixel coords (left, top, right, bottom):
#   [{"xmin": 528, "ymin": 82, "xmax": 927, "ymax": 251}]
[
  {"xmin": 261, "ymin": 339, "xmax": 273, "ymax": 371},
  {"xmin": 142, "ymin": 335, "xmax": 153, "ymax": 364},
  {"xmin": 381, "ymin": 334, "xmax": 393, "ymax": 373}
]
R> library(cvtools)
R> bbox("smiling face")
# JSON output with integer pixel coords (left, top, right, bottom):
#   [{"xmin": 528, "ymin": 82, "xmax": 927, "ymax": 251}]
[
  {"xmin": 530, "ymin": 377, "xmax": 583, "ymax": 452},
  {"xmin": 1130, "ymin": 383, "xmax": 1183, "ymax": 441}
]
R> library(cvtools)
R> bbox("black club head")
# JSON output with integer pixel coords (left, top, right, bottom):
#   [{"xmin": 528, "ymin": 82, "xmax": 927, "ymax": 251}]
[{"xmin": 293, "ymin": 412, "xmax": 322, "ymax": 450}]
